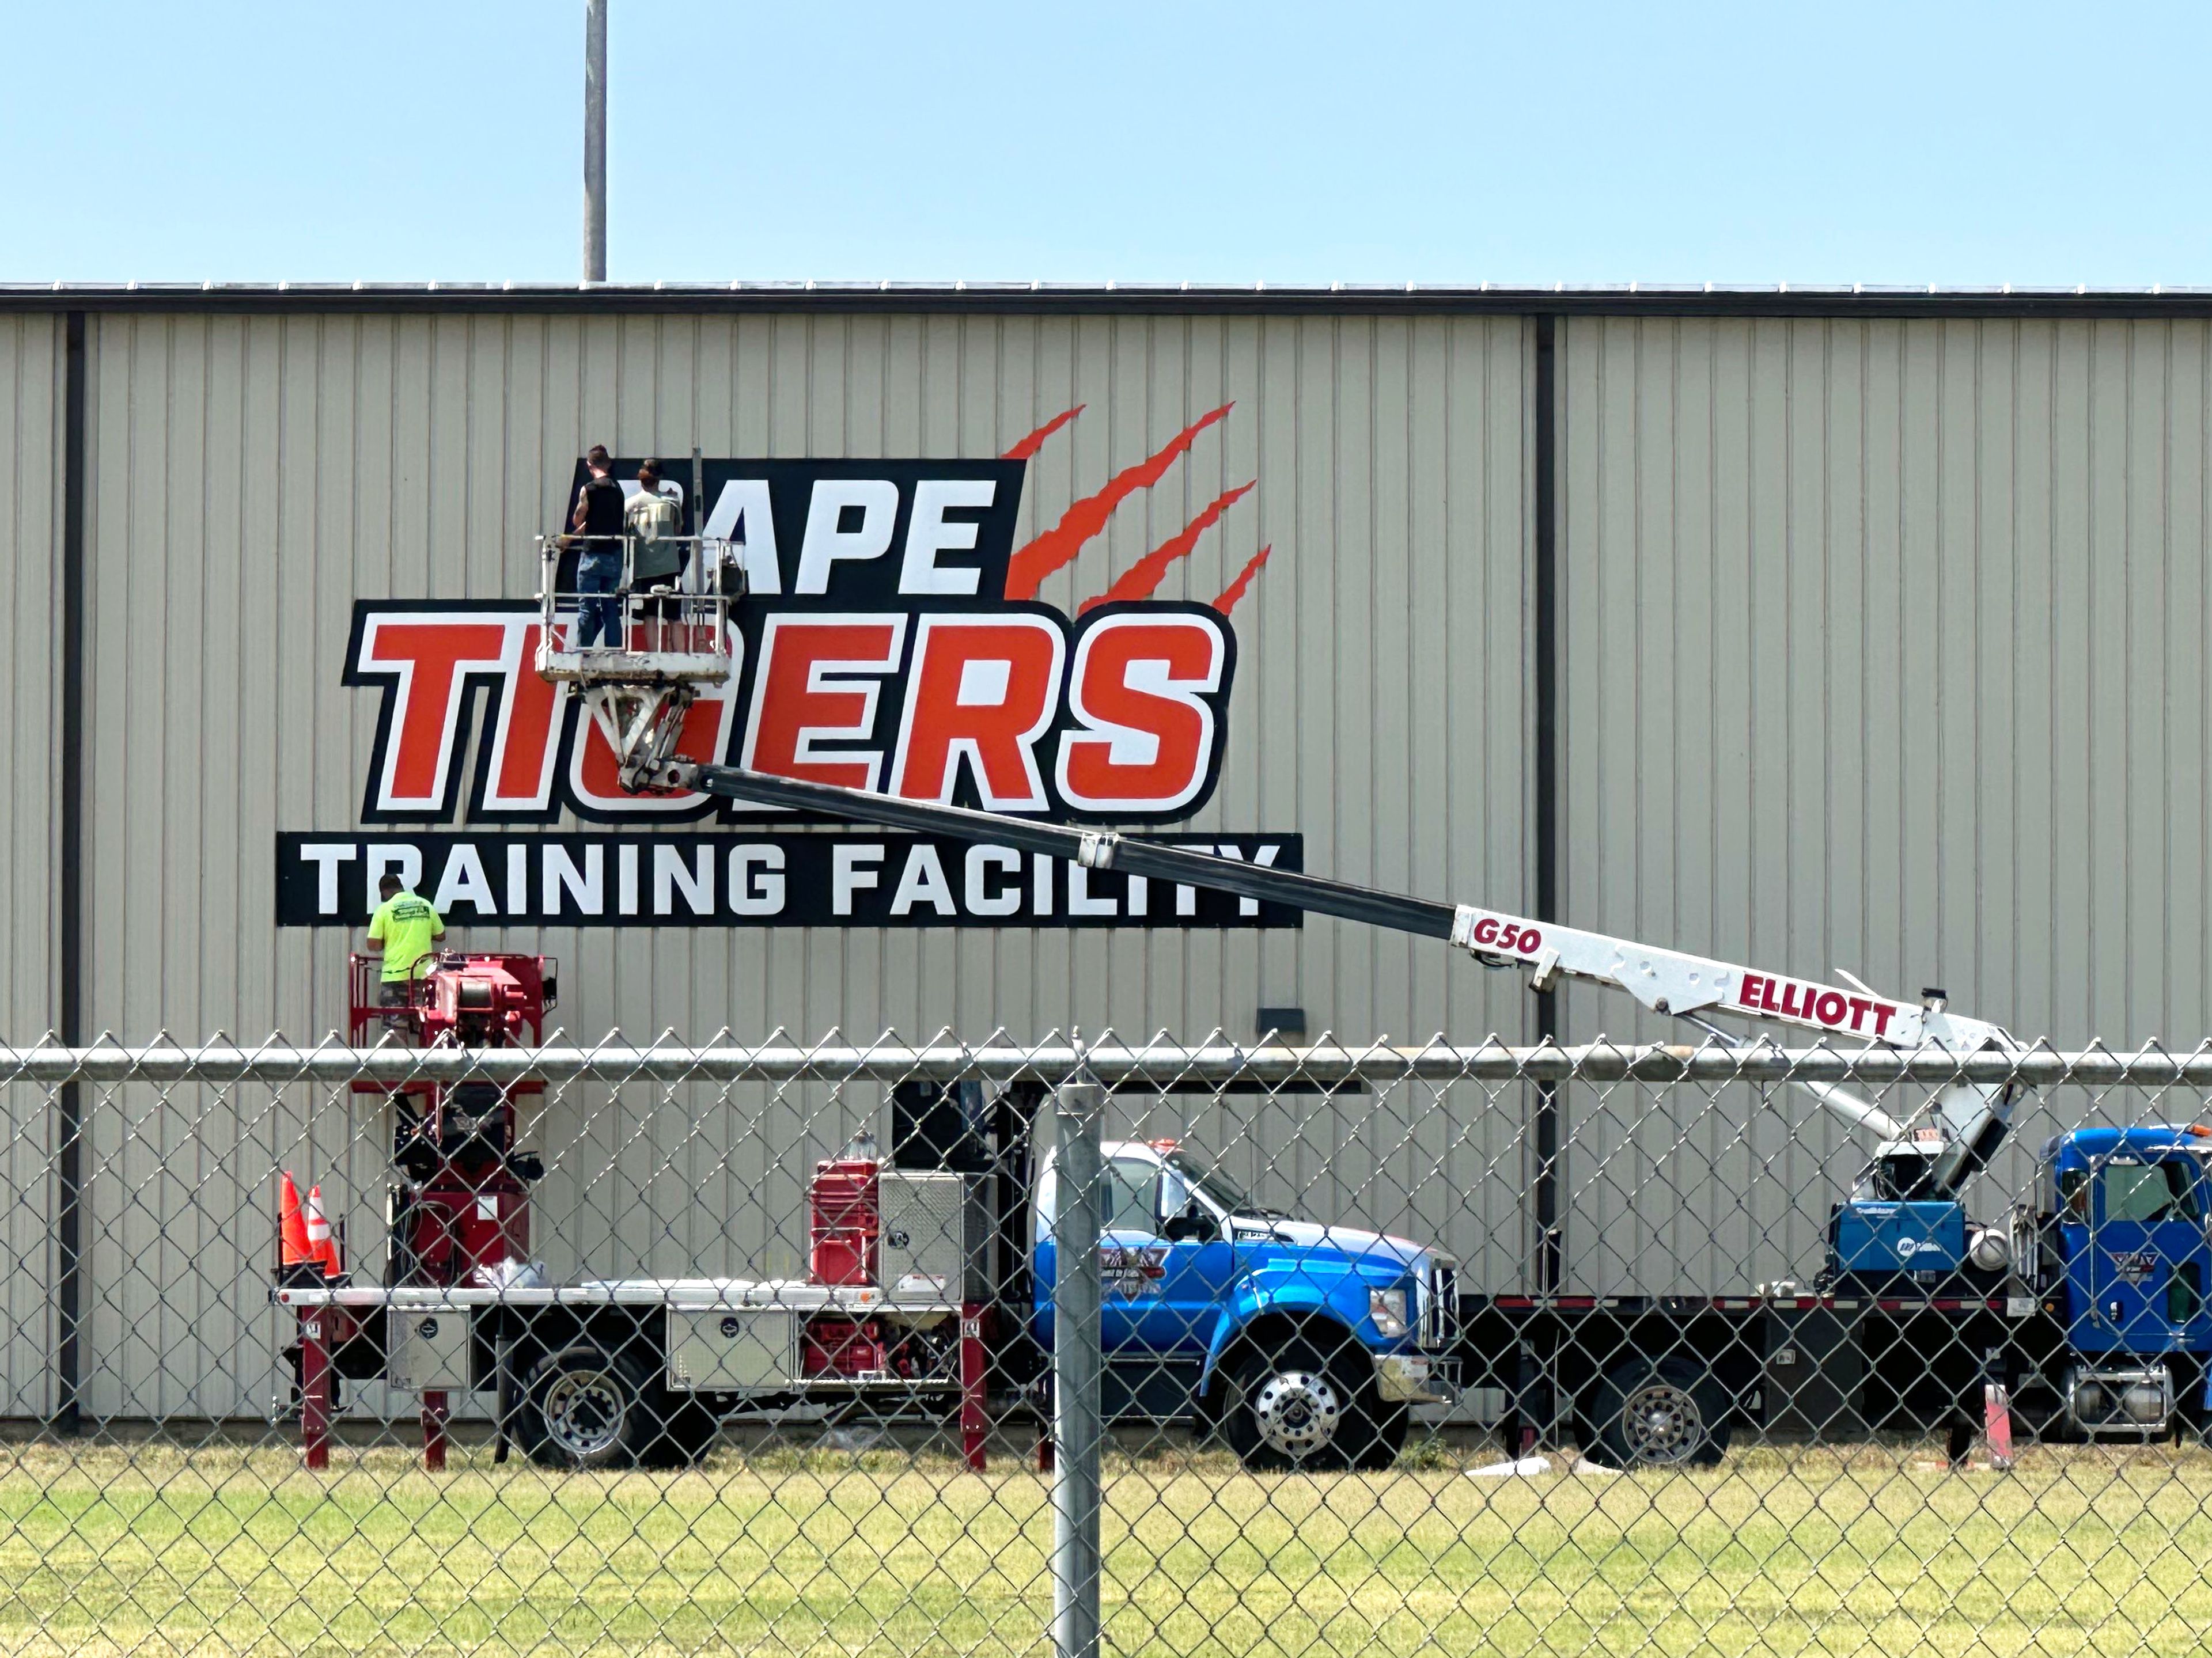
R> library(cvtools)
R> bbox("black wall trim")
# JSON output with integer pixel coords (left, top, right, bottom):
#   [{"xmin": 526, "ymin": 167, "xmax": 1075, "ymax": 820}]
[
  {"xmin": 1531, "ymin": 314, "xmax": 1563, "ymax": 1296},
  {"xmin": 2, "ymin": 284, "xmax": 2210, "ymax": 322},
  {"xmin": 56, "ymin": 311, "xmax": 86, "ymax": 1435}
]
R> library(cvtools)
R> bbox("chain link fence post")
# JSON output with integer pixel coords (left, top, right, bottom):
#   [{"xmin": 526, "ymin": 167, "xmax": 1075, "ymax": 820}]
[{"xmin": 1049, "ymin": 1080, "xmax": 1104, "ymax": 1658}]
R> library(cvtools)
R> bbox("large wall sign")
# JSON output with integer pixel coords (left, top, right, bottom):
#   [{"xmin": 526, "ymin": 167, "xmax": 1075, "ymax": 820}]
[{"xmin": 279, "ymin": 415, "xmax": 1300, "ymax": 929}]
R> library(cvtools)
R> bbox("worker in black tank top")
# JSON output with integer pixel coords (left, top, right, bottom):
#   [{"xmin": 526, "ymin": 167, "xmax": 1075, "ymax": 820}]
[
  {"xmin": 569, "ymin": 445, "xmax": 628, "ymax": 648},
  {"xmin": 576, "ymin": 473, "xmax": 626, "ymax": 540}
]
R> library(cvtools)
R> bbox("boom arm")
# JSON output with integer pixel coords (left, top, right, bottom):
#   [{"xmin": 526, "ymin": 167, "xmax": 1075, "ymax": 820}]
[
  {"xmin": 654, "ymin": 764, "xmax": 1463, "ymax": 940},
  {"xmin": 630, "ymin": 753, "xmax": 2020, "ymax": 1194}
]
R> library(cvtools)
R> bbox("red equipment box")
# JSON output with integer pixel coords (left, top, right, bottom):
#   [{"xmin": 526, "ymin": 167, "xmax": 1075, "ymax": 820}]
[
  {"xmin": 809, "ymin": 1158, "xmax": 880, "ymax": 1286},
  {"xmin": 801, "ymin": 1316, "xmax": 887, "ymax": 1378}
]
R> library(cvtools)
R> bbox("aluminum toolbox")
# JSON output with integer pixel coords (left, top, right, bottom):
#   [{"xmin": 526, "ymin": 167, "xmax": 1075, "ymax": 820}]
[
  {"xmin": 877, "ymin": 1172, "xmax": 988, "ymax": 1304},
  {"xmin": 386, "ymin": 1308, "xmax": 472, "ymax": 1390},
  {"xmin": 666, "ymin": 1307, "xmax": 797, "ymax": 1390}
]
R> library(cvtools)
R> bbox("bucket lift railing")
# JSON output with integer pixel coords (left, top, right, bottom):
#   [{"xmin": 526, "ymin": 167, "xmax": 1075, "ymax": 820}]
[{"xmin": 533, "ymin": 533, "xmax": 741, "ymax": 771}]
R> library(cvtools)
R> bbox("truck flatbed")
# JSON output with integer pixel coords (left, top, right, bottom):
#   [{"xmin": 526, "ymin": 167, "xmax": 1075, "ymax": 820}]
[
  {"xmin": 271, "ymin": 1278, "xmax": 964, "ymax": 1316},
  {"xmin": 1482, "ymin": 1291, "xmax": 2033, "ymax": 1318}
]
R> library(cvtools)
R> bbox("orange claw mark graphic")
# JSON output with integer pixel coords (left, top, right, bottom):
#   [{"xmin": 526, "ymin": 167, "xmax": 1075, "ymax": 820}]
[
  {"xmin": 1210, "ymin": 545, "xmax": 1272, "ymax": 615},
  {"xmin": 1077, "ymin": 482, "xmax": 1255, "ymax": 615},
  {"xmin": 1003, "ymin": 403, "xmax": 1233, "ymax": 601},
  {"xmin": 1002, "ymin": 404, "xmax": 1085, "ymax": 461}
]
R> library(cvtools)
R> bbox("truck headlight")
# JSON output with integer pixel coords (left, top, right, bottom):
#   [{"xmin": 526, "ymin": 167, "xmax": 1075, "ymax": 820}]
[{"xmin": 1369, "ymin": 1288, "xmax": 1411, "ymax": 1338}]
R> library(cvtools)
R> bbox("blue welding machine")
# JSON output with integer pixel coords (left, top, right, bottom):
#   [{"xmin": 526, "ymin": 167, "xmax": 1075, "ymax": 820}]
[{"xmin": 1829, "ymin": 1200, "xmax": 1968, "ymax": 1276}]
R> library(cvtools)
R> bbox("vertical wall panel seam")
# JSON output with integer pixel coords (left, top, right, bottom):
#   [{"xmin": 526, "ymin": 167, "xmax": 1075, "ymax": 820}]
[
  {"xmin": 1936, "ymin": 324, "xmax": 1949, "ymax": 982},
  {"xmin": 2085, "ymin": 324, "xmax": 2101, "ymax": 1027},
  {"xmin": 259, "ymin": 318, "xmax": 282, "ymax": 1035},
  {"xmin": 1531, "ymin": 313, "xmax": 1560, "ymax": 1295},
  {"xmin": 55, "ymin": 311, "xmax": 86, "ymax": 1433},
  {"xmin": 1779, "ymin": 320, "xmax": 1795, "ymax": 951},
  {"xmin": 1397, "ymin": 323, "xmax": 1414, "ymax": 1028},
  {"xmin": 1670, "ymin": 320, "xmax": 1687, "ymax": 949},
  {"xmin": 1325, "ymin": 314, "xmax": 1341, "ymax": 1034},
  {"xmin": 2161, "ymin": 323, "xmax": 2175, "ymax": 1031},
  {"xmin": 1820, "ymin": 317, "xmax": 1838, "ymax": 966},
  {"xmin": 1856, "ymin": 327, "xmax": 1870, "ymax": 993},
  {"xmin": 1709, "ymin": 329, "xmax": 1725, "ymax": 959},
  {"xmin": 1978, "ymin": 323, "xmax": 1993, "ymax": 1015},
  {"xmin": 2012, "ymin": 318, "xmax": 2031, "ymax": 1025}
]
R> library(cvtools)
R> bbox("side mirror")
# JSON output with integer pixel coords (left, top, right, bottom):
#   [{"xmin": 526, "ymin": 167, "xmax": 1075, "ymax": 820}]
[{"xmin": 1161, "ymin": 1204, "xmax": 1213, "ymax": 1244}]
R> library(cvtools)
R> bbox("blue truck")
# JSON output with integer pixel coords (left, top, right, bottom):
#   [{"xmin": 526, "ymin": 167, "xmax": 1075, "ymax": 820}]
[
  {"xmin": 1433, "ymin": 1118, "xmax": 2212, "ymax": 1466},
  {"xmin": 1031, "ymin": 1135, "xmax": 1458, "ymax": 1470},
  {"xmin": 2024, "ymin": 1125, "xmax": 2212, "ymax": 1430}
]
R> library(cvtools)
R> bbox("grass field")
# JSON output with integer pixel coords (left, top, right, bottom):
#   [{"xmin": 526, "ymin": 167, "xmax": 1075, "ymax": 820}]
[{"xmin": 4, "ymin": 1437, "xmax": 2212, "ymax": 1657}]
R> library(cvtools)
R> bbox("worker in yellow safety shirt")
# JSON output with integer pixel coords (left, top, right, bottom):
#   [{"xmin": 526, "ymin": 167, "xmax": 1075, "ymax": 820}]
[{"xmin": 365, "ymin": 872, "xmax": 446, "ymax": 1017}]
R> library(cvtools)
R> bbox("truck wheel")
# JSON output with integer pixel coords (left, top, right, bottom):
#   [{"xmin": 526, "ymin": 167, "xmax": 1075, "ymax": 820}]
[
  {"xmin": 516, "ymin": 1343, "xmax": 661, "ymax": 1470},
  {"xmin": 1226, "ymin": 1337, "xmax": 1403, "ymax": 1471},
  {"xmin": 1582, "ymin": 1356, "xmax": 1732, "ymax": 1470}
]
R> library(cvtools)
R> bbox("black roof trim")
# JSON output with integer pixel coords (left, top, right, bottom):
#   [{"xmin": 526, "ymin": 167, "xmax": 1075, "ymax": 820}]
[{"xmin": 6, "ymin": 282, "xmax": 2212, "ymax": 320}]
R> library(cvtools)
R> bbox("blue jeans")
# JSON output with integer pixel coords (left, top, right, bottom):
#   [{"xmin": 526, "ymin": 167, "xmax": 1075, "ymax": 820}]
[{"xmin": 574, "ymin": 551, "xmax": 623, "ymax": 648}]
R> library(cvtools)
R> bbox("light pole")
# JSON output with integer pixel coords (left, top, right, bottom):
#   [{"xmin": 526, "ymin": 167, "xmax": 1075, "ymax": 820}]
[{"xmin": 583, "ymin": 0, "xmax": 607, "ymax": 283}]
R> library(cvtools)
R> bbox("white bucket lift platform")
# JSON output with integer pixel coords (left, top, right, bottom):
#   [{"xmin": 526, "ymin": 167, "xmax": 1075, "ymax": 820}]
[{"xmin": 535, "ymin": 533, "xmax": 740, "ymax": 775}]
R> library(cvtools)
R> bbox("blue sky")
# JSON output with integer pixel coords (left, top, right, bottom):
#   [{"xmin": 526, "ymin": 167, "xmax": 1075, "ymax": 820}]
[{"xmin": 12, "ymin": 1, "xmax": 2210, "ymax": 288}]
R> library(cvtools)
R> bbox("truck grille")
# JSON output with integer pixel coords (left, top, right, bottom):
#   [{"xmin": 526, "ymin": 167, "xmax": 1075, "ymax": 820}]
[{"xmin": 1419, "ymin": 1258, "xmax": 1458, "ymax": 1349}]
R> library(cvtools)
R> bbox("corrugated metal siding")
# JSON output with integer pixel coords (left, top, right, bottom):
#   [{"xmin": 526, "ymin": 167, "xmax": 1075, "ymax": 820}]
[
  {"xmin": 60, "ymin": 310, "xmax": 1535, "ymax": 1414},
  {"xmin": 21, "ymin": 298, "xmax": 2212, "ymax": 1405},
  {"xmin": 0, "ymin": 313, "xmax": 60, "ymax": 1415},
  {"xmin": 1556, "ymin": 315, "xmax": 2212, "ymax": 1295}
]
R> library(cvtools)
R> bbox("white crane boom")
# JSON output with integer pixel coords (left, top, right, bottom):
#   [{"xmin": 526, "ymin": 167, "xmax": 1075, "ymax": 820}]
[{"xmin": 537, "ymin": 580, "xmax": 2022, "ymax": 1198}]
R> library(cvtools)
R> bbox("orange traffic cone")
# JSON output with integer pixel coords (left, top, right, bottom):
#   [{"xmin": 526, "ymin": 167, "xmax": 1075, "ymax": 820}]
[
  {"xmin": 304, "ymin": 1184, "xmax": 334, "ymax": 1276},
  {"xmin": 277, "ymin": 1172, "xmax": 311, "ymax": 1270}
]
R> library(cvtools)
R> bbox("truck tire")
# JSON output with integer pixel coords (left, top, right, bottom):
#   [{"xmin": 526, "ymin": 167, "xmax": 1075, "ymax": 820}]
[
  {"xmin": 1582, "ymin": 1356, "xmax": 1732, "ymax": 1470},
  {"xmin": 516, "ymin": 1342, "xmax": 680, "ymax": 1470},
  {"xmin": 1225, "ymin": 1337, "xmax": 1406, "ymax": 1472}
]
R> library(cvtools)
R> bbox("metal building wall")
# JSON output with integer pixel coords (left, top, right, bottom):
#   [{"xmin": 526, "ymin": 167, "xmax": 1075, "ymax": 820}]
[
  {"xmin": 1554, "ymin": 314, "xmax": 2212, "ymax": 1295},
  {"xmin": 0, "ymin": 313, "xmax": 60, "ymax": 1415},
  {"xmin": 16, "ymin": 291, "xmax": 2212, "ymax": 1404},
  {"xmin": 61, "ymin": 308, "xmax": 1536, "ymax": 1415}
]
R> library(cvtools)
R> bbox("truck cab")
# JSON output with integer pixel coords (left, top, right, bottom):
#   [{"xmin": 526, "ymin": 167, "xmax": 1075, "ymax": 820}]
[
  {"xmin": 1032, "ymin": 1139, "xmax": 1458, "ymax": 1469},
  {"xmin": 2027, "ymin": 1125, "xmax": 2212, "ymax": 1436}
]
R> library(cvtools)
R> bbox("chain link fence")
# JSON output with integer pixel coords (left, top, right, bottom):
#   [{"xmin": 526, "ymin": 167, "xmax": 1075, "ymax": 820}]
[{"xmin": 6, "ymin": 1031, "xmax": 2212, "ymax": 1655}]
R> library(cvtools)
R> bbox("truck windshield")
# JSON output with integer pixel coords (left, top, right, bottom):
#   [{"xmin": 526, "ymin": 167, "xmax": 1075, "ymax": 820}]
[
  {"xmin": 1162, "ymin": 1150, "xmax": 1270, "ymax": 1219},
  {"xmin": 2100, "ymin": 1161, "xmax": 2202, "ymax": 1224}
]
